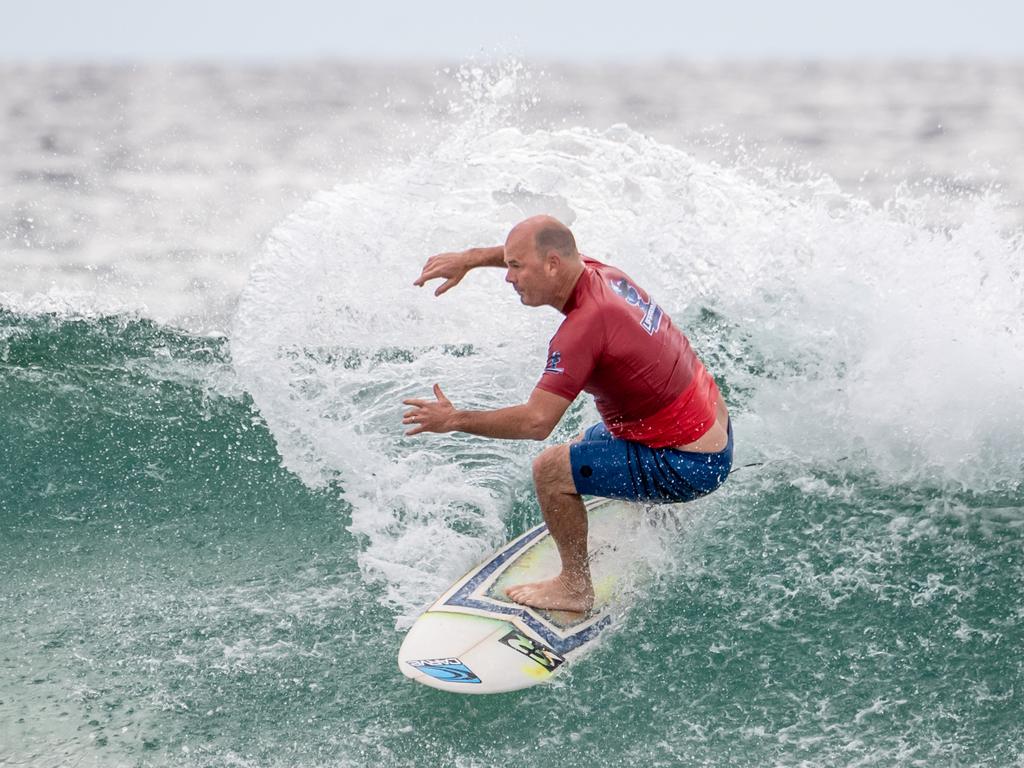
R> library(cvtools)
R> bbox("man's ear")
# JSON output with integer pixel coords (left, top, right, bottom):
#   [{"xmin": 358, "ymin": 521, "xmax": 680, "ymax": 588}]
[{"xmin": 544, "ymin": 249, "xmax": 561, "ymax": 273}]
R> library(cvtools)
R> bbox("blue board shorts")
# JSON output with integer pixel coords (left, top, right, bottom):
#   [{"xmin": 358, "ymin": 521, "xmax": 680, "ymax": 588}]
[{"xmin": 569, "ymin": 420, "xmax": 733, "ymax": 503}]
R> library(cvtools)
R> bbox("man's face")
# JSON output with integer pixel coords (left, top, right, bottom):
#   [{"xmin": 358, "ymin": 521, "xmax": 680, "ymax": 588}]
[{"xmin": 504, "ymin": 241, "xmax": 549, "ymax": 307}]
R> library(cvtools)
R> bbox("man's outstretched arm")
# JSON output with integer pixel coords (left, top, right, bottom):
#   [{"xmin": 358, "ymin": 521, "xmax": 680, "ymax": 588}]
[
  {"xmin": 403, "ymin": 384, "xmax": 572, "ymax": 440},
  {"xmin": 413, "ymin": 246, "xmax": 506, "ymax": 296}
]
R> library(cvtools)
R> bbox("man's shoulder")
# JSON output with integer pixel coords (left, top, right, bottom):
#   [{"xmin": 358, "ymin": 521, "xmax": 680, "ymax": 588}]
[
  {"xmin": 581, "ymin": 255, "xmax": 632, "ymax": 284},
  {"xmin": 581, "ymin": 254, "xmax": 615, "ymax": 272},
  {"xmin": 580, "ymin": 260, "xmax": 637, "ymax": 311}
]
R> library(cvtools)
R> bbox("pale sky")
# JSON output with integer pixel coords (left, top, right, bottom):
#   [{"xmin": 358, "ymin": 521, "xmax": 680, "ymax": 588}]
[{"xmin": 4, "ymin": 0, "xmax": 1024, "ymax": 60}]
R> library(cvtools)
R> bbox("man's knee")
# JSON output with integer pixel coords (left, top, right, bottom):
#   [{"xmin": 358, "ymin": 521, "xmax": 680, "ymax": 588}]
[
  {"xmin": 532, "ymin": 444, "xmax": 576, "ymax": 493},
  {"xmin": 531, "ymin": 445, "xmax": 561, "ymax": 483}
]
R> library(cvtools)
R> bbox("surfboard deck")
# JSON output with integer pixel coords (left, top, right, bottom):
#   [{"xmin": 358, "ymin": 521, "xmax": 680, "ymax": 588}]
[{"xmin": 397, "ymin": 497, "xmax": 653, "ymax": 694}]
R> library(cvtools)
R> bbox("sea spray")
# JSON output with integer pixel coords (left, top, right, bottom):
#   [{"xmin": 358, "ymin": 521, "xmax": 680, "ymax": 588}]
[{"xmin": 233, "ymin": 65, "xmax": 1024, "ymax": 625}]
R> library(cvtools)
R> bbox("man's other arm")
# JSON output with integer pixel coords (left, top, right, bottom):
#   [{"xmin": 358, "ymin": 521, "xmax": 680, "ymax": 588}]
[{"xmin": 403, "ymin": 385, "xmax": 572, "ymax": 440}]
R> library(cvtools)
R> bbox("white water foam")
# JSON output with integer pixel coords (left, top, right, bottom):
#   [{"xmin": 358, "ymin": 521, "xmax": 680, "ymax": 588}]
[{"xmin": 232, "ymin": 64, "xmax": 1024, "ymax": 621}]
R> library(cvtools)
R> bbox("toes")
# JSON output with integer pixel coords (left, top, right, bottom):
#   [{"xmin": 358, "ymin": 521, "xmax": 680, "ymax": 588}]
[{"xmin": 506, "ymin": 584, "xmax": 542, "ymax": 606}]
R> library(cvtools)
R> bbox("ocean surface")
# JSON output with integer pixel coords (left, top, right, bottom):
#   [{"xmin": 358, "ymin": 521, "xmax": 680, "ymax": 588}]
[{"xmin": 1, "ymin": 60, "xmax": 1022, "ymax": 767}]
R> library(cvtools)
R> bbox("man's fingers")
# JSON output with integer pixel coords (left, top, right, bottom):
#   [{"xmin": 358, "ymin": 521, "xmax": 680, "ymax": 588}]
[
  {"xmin": 412, "ymin": 268, "xmax": 436, "ymax": 288},
  {"xmin": 403, "ymin": 385, "xmax": 450, "ymax": 436},
  {"xmin": 404, "ymin": 387, "xmax": 447, "ymax": 406},
  {"xmin": 414, "ymin": 253, "xmax": 469, "ymax": 295},
  {"xmin": 413, "ymin": 255, "xmax": 448, "ymax": 288},
  {"xmin": 434, "ymin": 277, "xmax": 459, "ymax": 296}
]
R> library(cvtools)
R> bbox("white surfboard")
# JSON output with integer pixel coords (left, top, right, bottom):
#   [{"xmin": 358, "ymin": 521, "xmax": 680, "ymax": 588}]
[{"xmin": 397, "ymin": 497, "xmax": 658, "ymax": 694}]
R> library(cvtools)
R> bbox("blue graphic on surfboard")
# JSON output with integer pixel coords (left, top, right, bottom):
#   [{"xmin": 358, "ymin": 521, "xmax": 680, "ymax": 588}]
[{"xmin": 398, "ymin": 497, "xmax": 658, "ymax": 694}]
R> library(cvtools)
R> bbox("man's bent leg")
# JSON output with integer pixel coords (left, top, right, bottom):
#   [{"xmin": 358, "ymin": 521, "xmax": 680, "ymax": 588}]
[{"xmin": 505, "ymin": 444, "xmax": 595, "ymax": 613}]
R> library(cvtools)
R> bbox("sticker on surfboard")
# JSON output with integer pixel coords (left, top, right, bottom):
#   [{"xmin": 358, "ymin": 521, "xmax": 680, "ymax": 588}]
[
  {"xmin": 498, "ymin": 630, "xmax": 565, "ymax": 672},
  {"xmin": 404, "ymin": 657, "xmax": 482, "ymax": 684}
]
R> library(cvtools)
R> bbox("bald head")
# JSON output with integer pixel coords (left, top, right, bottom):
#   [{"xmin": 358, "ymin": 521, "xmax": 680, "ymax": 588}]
[
  {"xmin": 505, "ymin": 215, "xmax": 580, "ymax": 262},
  {"xmin": 533, "ymin": 217, "xmax": 579, "ymax": 261}
]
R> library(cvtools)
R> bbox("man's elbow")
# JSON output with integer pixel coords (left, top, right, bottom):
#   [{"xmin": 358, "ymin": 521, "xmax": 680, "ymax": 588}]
[{"xmin": 526, "ymin": 415, "xmax": 556, "ymax": 441}]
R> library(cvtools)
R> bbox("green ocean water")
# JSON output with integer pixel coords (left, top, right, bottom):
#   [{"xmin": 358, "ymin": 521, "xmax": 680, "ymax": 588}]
[
  {"xmin": 5, "ymin": 58, "xmax": 1024, "ymax": 768},
  {"xmin": 2, "ymin": 310, "xmax": 1021, "ymax": 767}
]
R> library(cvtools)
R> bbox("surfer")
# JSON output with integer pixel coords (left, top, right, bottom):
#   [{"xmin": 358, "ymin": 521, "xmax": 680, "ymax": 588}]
[{"xmin": 404, "ymin": 215, "xmax": 732, "ymax": 612}]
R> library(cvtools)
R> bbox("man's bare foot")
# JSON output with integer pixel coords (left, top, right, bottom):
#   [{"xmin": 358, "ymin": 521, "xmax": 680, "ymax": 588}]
[{"xmin": 505, "ymin": 574, "xmax": 594, "ymax": 613}]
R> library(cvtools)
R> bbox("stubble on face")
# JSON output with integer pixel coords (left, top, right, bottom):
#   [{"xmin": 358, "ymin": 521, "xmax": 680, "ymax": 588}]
[{"xmin": 504, "ymin": 232, "xmax": 539, "ymax": 305}]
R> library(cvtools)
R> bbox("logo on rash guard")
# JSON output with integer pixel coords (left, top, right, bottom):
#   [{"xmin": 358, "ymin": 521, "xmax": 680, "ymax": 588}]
[
  {"xmin": 544, "ymin": 351, "xmax": 564, "ymax": 374},
  {"xmin": 610, "ymin": 278, "xmax": 663, "ymax": 335}
]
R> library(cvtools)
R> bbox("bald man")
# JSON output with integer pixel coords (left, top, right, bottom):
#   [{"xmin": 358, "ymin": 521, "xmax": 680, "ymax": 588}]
[{"xmin": 403, "ymin": 216, "xmax": 732, "ymax": 612}]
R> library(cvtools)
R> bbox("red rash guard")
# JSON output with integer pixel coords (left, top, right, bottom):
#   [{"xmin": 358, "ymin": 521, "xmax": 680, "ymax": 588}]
[{"xmin": 536, "ymin": 256, "xmax": 720, "ymax": 448}]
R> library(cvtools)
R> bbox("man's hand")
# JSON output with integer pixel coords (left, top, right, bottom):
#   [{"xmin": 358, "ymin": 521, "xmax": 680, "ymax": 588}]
[
  {"xmin": 413, "ymin": 252, "xmax": 472, "ymax": 296},
  {"xmin": 413, "ymin": 246, "xmax": 506, "ymax": 296},
  {"xmin": 402, "ymin": 384, "xmax": 456, "ymax": 435}
]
